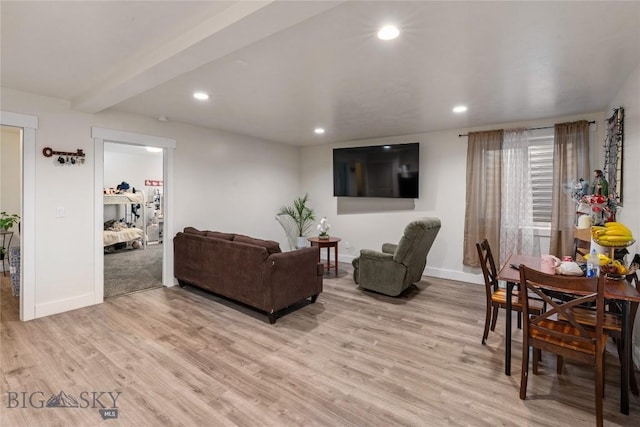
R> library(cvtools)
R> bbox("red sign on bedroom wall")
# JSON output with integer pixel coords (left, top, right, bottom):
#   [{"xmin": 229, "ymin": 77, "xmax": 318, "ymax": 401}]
[{"xmin": 145, "ymin": 180, "xmax": 163, "ymax": 186}]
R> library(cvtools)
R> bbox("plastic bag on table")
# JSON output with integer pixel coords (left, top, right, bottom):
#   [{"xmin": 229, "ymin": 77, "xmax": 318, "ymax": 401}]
[{"xmin": 556, "ymin": 261, "xmax": 585, "ymax": 276}]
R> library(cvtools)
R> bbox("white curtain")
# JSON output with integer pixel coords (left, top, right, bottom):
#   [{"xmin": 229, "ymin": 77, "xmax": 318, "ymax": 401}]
[{"xmin": 499, "ymin": 129, "xmax": 537, "ymax": 266}]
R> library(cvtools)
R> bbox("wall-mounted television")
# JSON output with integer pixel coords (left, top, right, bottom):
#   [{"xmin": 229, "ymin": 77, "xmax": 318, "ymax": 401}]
[{"xmin": 333, "ymin": 142, "xmax": 419, "ymax": 198}]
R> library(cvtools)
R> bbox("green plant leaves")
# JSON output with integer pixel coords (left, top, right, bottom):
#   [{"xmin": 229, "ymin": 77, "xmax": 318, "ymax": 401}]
[{"xmin": 277, "ymin": 194, "xmax": 315, "ymax": 237}]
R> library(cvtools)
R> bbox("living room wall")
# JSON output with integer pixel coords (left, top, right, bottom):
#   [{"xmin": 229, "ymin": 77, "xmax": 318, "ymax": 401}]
[
  {"xmin": 606, "ymin": 62, "xmax": 640, "ymax": 366},
  {"xmin": 608, "ymin": 62, "xmax": 639, "ymax": 264},
  {"xmin": 300, "ymin": 111, "xmax": 605, "ymax": 284},
  {"xmin": 1, "ymin": 87, "xmax": 301, "ymax": 318}
]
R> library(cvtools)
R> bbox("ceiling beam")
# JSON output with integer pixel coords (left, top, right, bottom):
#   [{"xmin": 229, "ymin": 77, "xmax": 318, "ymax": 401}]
[{"xmin": 72, "ymin": 1, "xmax": 343, "ymax": 113}]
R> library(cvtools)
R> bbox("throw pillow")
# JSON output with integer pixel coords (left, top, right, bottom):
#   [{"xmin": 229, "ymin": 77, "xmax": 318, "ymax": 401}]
[
  {"xmin": 206, "ymin": 231, "xmax": 235, "ymax": 241},
  {"xmin": 234, "ymin": 235, "xmax": 282, "ymax": 254},
  {"xmin": 183, "ymin": 227, "xmax": 207, "ymax": 236}
]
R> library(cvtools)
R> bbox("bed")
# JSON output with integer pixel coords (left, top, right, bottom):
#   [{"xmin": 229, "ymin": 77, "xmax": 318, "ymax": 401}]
[
  {"xmin": 103, "ymin": 227, "xmax": 144, "ymax": 247},
  {"xmin": 104, "ymin": 191, "xmax": 146, "ymax": 249}
]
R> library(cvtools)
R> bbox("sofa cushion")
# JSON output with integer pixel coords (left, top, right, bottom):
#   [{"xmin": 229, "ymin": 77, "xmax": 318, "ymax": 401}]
[
  {"xmin": 234, "ymin": 234, "xmax": 282, "ymax": 254},
  {"xmin": 183, "ymin": 227, "xmax": 207, "ymax": 236},
  {"xmin": 206, "ymin": 231, "xmax": 235, "ymax": 241}
]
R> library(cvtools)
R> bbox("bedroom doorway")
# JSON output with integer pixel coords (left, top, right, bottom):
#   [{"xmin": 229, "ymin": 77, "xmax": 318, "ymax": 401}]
[
  {"xmin": 0, "ymin": 125, "xmax": 22, "ymax": 316},
  {"xmin": 0, "ymin": 111, "xmax": 36, "ymax": 321},
  {"xmin": 103, "ymin": 142, "xmax": 164, "ymax": 298},
  {"xmin": 92, "ymin": 127, "xmax": 176, "ymax": 304}
]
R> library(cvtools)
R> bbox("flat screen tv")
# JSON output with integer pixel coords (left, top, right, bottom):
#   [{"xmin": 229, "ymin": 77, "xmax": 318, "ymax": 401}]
[{"xmin": 333, "ymin": 142, "xmax": 419, "ymax": 198}]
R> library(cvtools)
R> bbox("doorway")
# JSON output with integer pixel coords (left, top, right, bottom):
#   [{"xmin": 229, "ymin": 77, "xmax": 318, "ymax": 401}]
[
  {"xmin": 103, "ymin": 142, "xmax": 164, "ymax": 298},
  {"xmin": 0, "ymin": 125, "xmax": 22, "ymax": 316},
  {"xmin": 92, "ymin": 127, "xmax": 176, "ymax": 303},
  {"xmin": 0, "ymin": 111, "xmax": 36, "ymax": 321}
]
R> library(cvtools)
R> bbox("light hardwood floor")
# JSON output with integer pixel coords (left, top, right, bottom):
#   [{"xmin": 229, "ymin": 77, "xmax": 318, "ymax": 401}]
[{"xmin": 1, "ymin": 265, "xmax": 639, "ymax": 426}]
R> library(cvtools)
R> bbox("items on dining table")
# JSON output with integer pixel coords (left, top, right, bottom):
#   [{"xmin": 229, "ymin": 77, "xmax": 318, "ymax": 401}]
[
  {"xmin": 587, "ymin": 249, "xmax": 598, "ymax": 277},
  {"xmin": 540, "ymin": 254, "xmax": 560, "ymax": 274},
  {"xmin": 539, "ymin": 254, "xmax": 587, "ymax": 276},
  {"xmin": 584, "ymin": 251, "xmax": 611, "ymax": 266},
  {"xmin": 555, "ymin": 260, "xmax": 584, "ymax": 276}
]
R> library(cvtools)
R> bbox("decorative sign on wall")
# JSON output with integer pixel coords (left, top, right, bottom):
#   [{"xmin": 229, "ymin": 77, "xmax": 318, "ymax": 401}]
[
  {"xmin": 144, "ymin": 180, "xmax": 163, "ymax": 186},
  {"xmin": 42, "ymin": 147, "xmax": 85, "ymax": 165},
  {"xmin": 603, "ymin": 107, "xmax": 624, "ymax": 205}
]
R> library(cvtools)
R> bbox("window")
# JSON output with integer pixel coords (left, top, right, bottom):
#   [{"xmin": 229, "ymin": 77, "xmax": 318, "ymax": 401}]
[{"xmin": 528, "ymin": 134, "xmax": 554, "ymax": 224}]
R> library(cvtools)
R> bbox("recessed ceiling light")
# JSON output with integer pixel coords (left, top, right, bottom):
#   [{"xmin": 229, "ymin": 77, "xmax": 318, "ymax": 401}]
[
  {"xmin": 453, "ymin": 105, "xmax": 468, "ymax": 113},
  {"xmin": 146, "ymin": 147, "xmax": 162, "ymax": 153},
  {"xmin": 377, "ymin": 25, "xmax": 400, "ymax": 41},
  {"xmin": 193, "ymin": 91, "xmax": 209, "ymax": 100},
  {"xmin": 314, "ymin": 127, "xmax": 325, "ymax": 135}
]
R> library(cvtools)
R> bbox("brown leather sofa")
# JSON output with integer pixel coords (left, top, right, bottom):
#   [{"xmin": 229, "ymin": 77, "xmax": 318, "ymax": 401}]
[{"xmin": 174, "ymin": 227, "xmax": 323, "ymax": 323}]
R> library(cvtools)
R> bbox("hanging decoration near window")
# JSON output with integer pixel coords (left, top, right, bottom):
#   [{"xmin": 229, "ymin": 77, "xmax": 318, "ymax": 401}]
[{"xmin": 603, "ymin": 107, "xmax": 623, "ymax": 205}]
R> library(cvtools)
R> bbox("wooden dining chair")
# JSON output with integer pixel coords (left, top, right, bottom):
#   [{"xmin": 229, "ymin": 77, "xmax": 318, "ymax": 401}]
[
  {"xmin": 519, "ymin": 266, "xmax": 607, "ymax": 427},
  {"xmin": 476, "ymin": 239, "xmax": 543, "ymax": 345},
  {"xmin": 573, "ymin": 226, "xmax": 591, "ymax": 262},
  {"xmin": 625, "ymin": 254, "xmax": 639, "ymax": 395},
  {"xmin": 571, "ymin": 253, "xmax": 640, "ymax": 396}
]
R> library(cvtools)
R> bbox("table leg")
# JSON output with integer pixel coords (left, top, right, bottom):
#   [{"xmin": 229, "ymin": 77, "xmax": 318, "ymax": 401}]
[
  {"xmin": 325, "ymin": 247, "xmax": 330, "ymax": 272},
  {"xmin": 621, "ymin": 300, "xmax": 630, "ymax": 415},
  {"xmin": 334, "ymin": 244, "xmax": 339, "ymax": 276},
  {"xmin": 505, "ymin": 281, "xmax": 513, "ymax": 376}
]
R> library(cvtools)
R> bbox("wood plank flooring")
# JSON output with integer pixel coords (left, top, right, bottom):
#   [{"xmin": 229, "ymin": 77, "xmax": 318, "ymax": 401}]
[{"xmin": 1, "ymin": 264, "xmax": 639, "ymax": 426}]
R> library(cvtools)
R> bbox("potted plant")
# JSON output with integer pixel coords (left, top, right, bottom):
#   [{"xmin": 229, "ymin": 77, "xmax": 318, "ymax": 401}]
[
  {"xmin": 317, "ymin": 217, "xmax": 331, "ymax": 239},
  {"xmin": 277, "ymin": 194, "xmax": 315, "ymax": 249},
  {"xmin": 0, "ymin": 211, "xmax": 20, "ymax": 232},
  {"xmin": 0, "ymin": 212, "xmax": 20, "ymax": 260}
]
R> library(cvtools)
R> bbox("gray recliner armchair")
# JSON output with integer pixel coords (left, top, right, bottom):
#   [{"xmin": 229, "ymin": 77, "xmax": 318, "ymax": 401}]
[{"xmin": 352, "ymin": 217, "xmax": 441, "ymax": 296}]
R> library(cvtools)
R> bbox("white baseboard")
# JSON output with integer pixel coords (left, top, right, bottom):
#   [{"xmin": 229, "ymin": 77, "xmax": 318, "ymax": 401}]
[
  {"xmin": 424, "ymin": 267, "xmax": 484, "ymax": 285},
  {"xmin": 35, "ymin": 292, "xmax": 96, "ymax": 318}
]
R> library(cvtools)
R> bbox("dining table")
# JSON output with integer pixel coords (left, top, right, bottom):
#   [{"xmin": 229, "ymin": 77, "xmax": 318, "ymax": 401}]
[{"xmin": 497, "ymin": 253, "xmax": 640, "ymax": 415}]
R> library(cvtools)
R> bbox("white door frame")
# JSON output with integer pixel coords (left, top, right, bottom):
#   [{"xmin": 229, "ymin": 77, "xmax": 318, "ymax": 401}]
[
  {"xmin": 0, "ymin": 111, "xmax": 38, "ymax": 321},
  {"xmin": 92, "ymin": 127, "xmax": 176, "ymax": 302}
]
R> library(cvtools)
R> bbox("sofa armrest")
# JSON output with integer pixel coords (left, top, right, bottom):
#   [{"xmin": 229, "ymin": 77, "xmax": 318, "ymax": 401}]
[
  {"xmin": 381, "ymin": 243, "xmax": 397, "ymax": 255},
  {"xmin": 268, "ymin": 246, "xmax": 319, "ymax": 270},
  {"xmin": 264, "ymin": 247, "xmax": 323, "ymax": 311}
]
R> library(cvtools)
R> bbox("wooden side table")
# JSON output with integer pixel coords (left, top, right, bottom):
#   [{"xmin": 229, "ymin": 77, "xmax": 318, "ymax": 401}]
[{"xmin": 307, "ymin": 236, "xmax": 341, "ymax": 276}]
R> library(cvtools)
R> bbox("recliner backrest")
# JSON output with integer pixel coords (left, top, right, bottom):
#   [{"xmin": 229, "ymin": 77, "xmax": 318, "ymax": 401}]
[{"xmin": 393, "ymin": 218, "xmax": 441, "ymax": 284}]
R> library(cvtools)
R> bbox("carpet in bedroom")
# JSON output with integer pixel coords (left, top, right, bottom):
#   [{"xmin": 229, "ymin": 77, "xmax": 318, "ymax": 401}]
[{"xmin": 104, "ymin": 243, "xmax": 163, "ymax": 298}]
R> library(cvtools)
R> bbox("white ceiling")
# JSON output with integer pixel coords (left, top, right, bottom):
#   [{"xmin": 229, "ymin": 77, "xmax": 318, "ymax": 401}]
[{"xmin": 2, "ymin": 1, "xmax": 639, "ymax": 146}]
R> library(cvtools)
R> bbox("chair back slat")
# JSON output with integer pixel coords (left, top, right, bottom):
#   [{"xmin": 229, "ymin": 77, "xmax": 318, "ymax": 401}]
[{"xmin": 476, "ymin": 240, "xmax": 499, "ymax": 297}]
